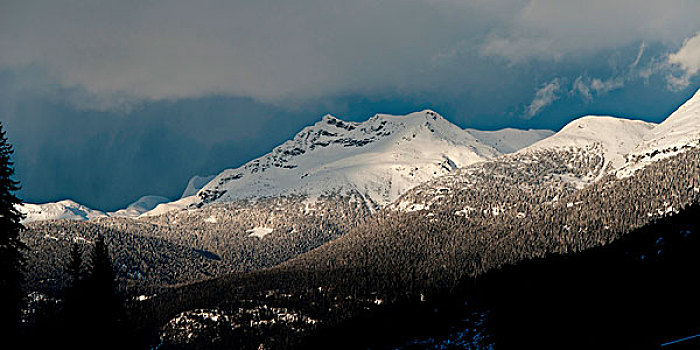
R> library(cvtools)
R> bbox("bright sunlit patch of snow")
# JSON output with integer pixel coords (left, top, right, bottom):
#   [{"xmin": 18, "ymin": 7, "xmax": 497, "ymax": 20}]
[{"xmin": 246, "ymin": 227, "xmax": 274, "ymax": 238}]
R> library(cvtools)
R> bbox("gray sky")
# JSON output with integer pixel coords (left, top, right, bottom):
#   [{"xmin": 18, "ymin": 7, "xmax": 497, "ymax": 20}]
[{"xmin": 1, "ymin": 0, "xmax": 699, "ymax": 210}]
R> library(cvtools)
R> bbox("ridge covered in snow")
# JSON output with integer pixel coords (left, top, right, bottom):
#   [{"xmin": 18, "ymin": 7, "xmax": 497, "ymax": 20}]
[
  {"xmin": 31, "ymin": 87, "xmax": 700, "ymax": 224},
  {"xmin": 620, "ymin": 89, "xmax": 700, "ymax": 174},
  {"xmin": 19, "ymin": 195, "xmax": 170, "ymax": 223},
  {"xmin": 18, "ymin": 200, "xmax": 109, "ymax": 223},
  {"xmin": 192, "ymin": 110, "xmax": 550, "ymax": 210}
]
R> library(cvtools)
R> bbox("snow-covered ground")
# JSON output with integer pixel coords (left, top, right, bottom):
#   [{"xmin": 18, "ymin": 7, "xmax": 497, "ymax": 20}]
[
  {"xmin": 246, "ymin": 227, "xmax": 274, "ymax": 238},
  {"xmin": 109, "ymin": 195, "xmax": 170, "ymax": 217}
]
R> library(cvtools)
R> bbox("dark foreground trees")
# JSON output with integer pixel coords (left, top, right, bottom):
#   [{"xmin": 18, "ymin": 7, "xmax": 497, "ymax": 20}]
[
  {"xmin": 63, "ymin": 234, "xmax": 126, "ymax": 349},
  {"xmin": 0, "ymin": 122, "xmax": 25, "ymax": 340},
  {"xmin": 26, "ymin": 234, "xmax": 131, "ymax": 349}
]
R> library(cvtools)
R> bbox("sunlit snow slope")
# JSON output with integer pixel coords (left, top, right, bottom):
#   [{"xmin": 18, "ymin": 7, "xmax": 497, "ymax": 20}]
[{"xmin": 192, "ymin": 110, "xmax": 550, "ymax": 210}]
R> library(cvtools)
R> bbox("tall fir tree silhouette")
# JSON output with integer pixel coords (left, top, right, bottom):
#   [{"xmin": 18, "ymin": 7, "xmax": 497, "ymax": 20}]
[
  {"xmin": 85, "ymin": 234, "xmax": 123, "ymax": 345},
  {"xmin": 62, "ymin": 242, "xmax": 85, "ymax": 333},
  {"xmin": 0, "ymin": 122, "xmax": 25, "ymax": 338},
  {"xmin": 68, "ymin": 242, "xmax": 83, "ymax": 287}
]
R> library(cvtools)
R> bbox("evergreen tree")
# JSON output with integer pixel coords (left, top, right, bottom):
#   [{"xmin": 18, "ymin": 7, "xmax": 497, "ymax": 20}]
[
  {"xmin": 67, "ymin": 242, "xmax": 83, "ymax": 286},
  {"xmin": 62, "ymin": 242, "xmax": 85, "ymax": 335},
  {"xmin": 84, "ymin": 234, "xmax": 123, "ymax": 345},
  {"xmin": 0, "ymin": 122, "xmax": 25, "ymax": 337}
]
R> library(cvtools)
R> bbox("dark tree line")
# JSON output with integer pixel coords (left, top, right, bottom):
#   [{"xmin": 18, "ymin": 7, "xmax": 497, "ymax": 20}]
[{"xmin": 0, "ymin": 122, "xmax": 25, "ymax": 341}]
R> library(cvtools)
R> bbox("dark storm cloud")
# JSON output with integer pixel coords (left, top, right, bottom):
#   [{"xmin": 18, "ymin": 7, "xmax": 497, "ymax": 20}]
[{"xmin": 2, "ymin": 0, "xmax": 697, "ymax": 106}]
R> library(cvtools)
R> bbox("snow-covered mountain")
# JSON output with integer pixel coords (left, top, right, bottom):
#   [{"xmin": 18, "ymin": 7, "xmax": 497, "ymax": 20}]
[
  {"xmin": 18, "ymin": 200, "xmax": 109, "ymax": 223},
  {"xmin": 191, "ymin": 110, "xmax": 550, "ymax": 210},
  {"xmin": 520, "ymin": 115, "xmax": 656, "ymax": 170},
  {"xmin": 22, "ymin": 110, "xmax": 552, "ymax": 223},
  {"xmin": 19, "ymin": 195, "xmax": 169, "ymax": 223},
  {"xmin": 392, "ymin": 88, "xmax": 699, "ymax": 217}
]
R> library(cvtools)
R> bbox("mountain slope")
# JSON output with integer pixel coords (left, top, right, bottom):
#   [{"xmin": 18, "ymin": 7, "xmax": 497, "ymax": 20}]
[
  {"xmin": 195, "ymin": 111, "xmax": 499, "ymax": 209},
  {"xmin": 520, "ymin": 115, "xmax": 655, "ymax": 170},
  {"xmin": 621, "ymin": 89, "xmax": 700, "ymax": 175},
  {"xmin": 392, "ymin": 114, "xmax": 656, "ymax": 217}
]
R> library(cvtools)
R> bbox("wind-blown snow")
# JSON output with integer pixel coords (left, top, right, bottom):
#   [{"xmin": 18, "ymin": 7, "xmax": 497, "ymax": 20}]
[
  {"xmin": 110, "ymin": 195, "xmax": 170, "ymax": 217},
  {"xmin": 181, "ymin": 175, "xmax": 216, "ymax": 198}
]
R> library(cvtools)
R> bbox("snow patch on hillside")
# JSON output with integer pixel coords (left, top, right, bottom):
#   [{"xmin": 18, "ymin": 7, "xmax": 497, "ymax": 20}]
[
  {"xmin": 247, "ymin": 227, "xmax": 273, "ymax": 238},
  {"xmin": 141, "ymin": 196, "xmax": 199, "ymax": 217}
]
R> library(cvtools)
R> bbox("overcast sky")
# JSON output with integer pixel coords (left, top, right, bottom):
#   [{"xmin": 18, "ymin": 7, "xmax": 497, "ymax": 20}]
[{"xmin": 1, "ymin": 0, "xmax": 699, "ymax": 210}]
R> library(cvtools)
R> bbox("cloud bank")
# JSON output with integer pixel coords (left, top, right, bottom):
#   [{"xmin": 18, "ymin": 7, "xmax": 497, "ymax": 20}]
[{"xmin": 1, "ymin": 0, "xmax": 698, "ymax": 110}]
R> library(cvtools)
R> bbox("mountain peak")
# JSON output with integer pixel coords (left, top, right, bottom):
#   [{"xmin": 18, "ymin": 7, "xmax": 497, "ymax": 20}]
[
  {"xmin": 521, "ymin": 115, "xmax": 655, "ymax": 170},
  {"xmin": 191, "ymin": 110, "xmax": 523, "ymax": 208}
]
